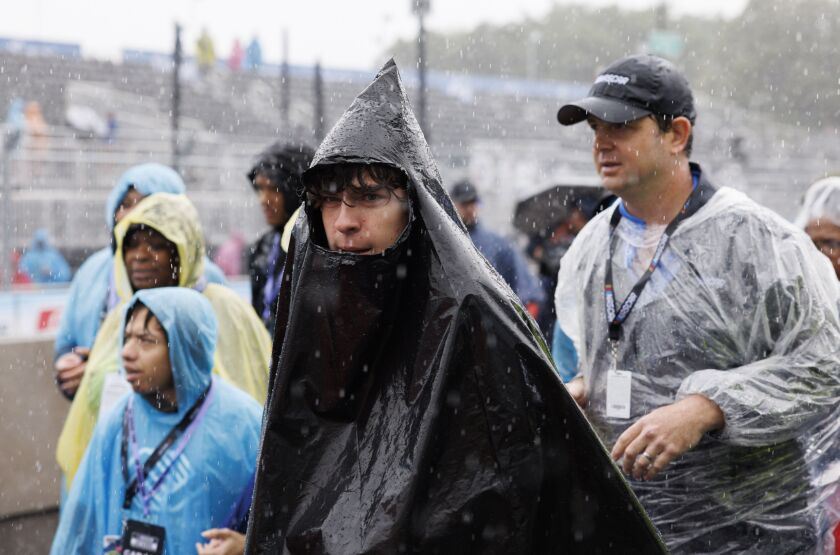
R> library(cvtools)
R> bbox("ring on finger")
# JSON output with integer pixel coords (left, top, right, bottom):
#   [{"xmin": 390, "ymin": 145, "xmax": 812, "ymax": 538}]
[{"xmin": 637, "ymin": 452, "xmax": 654, "ymax": 466}]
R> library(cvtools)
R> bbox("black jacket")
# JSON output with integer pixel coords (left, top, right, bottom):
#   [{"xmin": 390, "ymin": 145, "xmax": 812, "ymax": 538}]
[{"xmin": 248, "ymin": 228, "xmax": 285, "ymax": 333}]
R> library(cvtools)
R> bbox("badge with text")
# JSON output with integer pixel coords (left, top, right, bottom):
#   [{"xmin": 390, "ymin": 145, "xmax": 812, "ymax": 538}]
[
  {"xmin": 120, "ymin": 519, "xmax": 165, "ymax": 555},
  {"xmin": 606, "ymin": 369, "xmax": 633, "ymax": 419}
]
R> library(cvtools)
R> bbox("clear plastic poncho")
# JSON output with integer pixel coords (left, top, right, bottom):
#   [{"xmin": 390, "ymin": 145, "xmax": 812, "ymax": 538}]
[
  {"xmin": 50, "ymin": 288, "xmax": 262, "ymax": 554},
  {"xmin": 57, "ymin": 193, "xmax": 271, "ymax": 487},
  {"xmin": 794, "ymin": 176, "xmax": 840, "ymax": 229},
  {"xmin": 555, "ymin": 177, "xmax": 840, "ymax": 553}
]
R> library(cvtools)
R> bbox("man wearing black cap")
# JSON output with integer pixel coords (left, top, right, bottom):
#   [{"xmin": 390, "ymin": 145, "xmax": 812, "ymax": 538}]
[
  {"xmin": 554, "ymin": 54, "xmax": 840, "ymax": 552},
  {"xmin": 449, "ymin": 179, "xmax": 543, "ymax": 318},
  {"xmin": 247, "ymin": 142, "xmax": 314, "ymax": 333}
]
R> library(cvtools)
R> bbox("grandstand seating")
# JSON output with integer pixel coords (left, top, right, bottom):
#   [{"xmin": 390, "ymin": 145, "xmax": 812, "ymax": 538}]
[{"xmin": 0, "ymin": 49, "xmax": 833, "ymax": 258}]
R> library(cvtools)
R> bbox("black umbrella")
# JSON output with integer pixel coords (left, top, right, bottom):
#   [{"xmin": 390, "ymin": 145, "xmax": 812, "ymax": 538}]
[{"xmin": 514, "ymin": 179, "xmax": 603, "ymax": 236}]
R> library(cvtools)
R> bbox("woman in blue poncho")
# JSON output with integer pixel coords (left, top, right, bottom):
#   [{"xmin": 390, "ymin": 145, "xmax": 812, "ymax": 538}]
[
  {"xmin": 53, "ymin": 163, "xmax": 226, "ymax": 400},
  {"xmin": 50, "ymin": 287, "xmax": 261, "ymax": 555}
]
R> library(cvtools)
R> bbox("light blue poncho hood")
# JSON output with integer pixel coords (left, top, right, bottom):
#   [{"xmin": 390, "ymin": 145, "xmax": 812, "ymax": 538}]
[
  {"xmin": 104, "ymin": 163, "xmax": 185, "ymax": 230},
  {"xmin": 123, "ymin": 287, "xmax": 215, "ymax": 414}
]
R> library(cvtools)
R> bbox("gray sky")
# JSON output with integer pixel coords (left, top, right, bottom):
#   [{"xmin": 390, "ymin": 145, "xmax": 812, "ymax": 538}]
[{"xmin": 2, "ymin": 0, "xmax": 748, "ymax": 70}]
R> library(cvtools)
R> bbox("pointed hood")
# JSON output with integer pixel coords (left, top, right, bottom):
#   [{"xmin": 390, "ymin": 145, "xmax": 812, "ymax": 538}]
[
  {"xmin": 122, "ymin": 287, "xmax": 216, "ymax": 415},
  {"xmin": 304, "ymin": 58, "xmax": 461, "ymax": 231},
  {"xmin": 112, "ymin": 193, "xmax": 206, "ymax": 303},
  {"xmin": 247, "ymin": 60, "xmax": 665, "ymax": 554}
]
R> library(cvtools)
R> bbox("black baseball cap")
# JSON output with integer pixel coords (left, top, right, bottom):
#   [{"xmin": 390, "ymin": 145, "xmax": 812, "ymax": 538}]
[
  {"xmin": 449, "ymin": 179, "xmax": 479, "ymax": 204},
  {"xmin": 557, "ymin": 54, "xmax": 696, "ymax": 126}
]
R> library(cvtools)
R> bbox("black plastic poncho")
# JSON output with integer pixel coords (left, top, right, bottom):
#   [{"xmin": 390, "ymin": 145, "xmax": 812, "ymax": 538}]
[{"xmin": 245, "ymin": 60, "xmax": 666, "ymax": 554}]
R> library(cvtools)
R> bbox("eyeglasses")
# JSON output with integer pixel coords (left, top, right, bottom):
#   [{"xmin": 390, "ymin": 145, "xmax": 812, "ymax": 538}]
[{"xmin": 308, "ymin": 186, "xmax": 403, "ymax": 209}]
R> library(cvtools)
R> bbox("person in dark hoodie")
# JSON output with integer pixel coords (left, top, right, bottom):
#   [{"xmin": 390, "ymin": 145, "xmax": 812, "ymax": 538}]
[
  {"xmin": 449, "ymin": 179, "xmax": 544, "ymax": 318},
  {"xmin": 244, "ymin": 60, "xmax": 666, "ymax": 554},
  {"xmin": 247, "ymin": 142, "xmax": 315, "ymax": 333}
]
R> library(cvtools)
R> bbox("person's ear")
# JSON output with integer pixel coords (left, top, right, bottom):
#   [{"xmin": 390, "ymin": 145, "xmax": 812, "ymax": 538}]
[{"xmin": 669, "ymin": 117, "xmax": 692, "ymax": 155}]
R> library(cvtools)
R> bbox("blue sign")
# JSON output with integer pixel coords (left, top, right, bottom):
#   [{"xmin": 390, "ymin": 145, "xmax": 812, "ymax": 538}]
[{"xmin": 0, "ymin": 37, "xmax": 81, "ymax": 58}]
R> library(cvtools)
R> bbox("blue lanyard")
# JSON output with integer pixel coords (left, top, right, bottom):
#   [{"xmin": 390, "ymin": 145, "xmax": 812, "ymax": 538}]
[
  {"xmin": 604, "ymin": 172, "xmax": 710, "ymax": 342},
  {"xmin": 262, "ymin": 233, "xmax": 283, "ymax": 323},
  {"xmin": 121, "ymin": 384, "xmax": 214, "ymax": 517}
]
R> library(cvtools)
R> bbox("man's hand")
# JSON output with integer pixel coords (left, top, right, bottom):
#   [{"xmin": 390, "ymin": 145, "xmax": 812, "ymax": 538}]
[
  {"xmin": 195, "ymin": 528, "xmax": 245, "ymax": 555},
  {"xmin": 611, "ymin": 394, "xmax": 724, "ymax": 481},
  {"xmin": 565, "ymin": 376, "xmax": 587, "ymax": 408},
  {"xmin": 54, "ymin": 347, "xmax": 90, "ymax": 398}
]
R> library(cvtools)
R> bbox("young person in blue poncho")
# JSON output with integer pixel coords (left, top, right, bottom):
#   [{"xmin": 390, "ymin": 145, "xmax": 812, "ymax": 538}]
[
  {"xmin": 53, "ymin": 163, "xmax": 226, "ymax": 401},
  {"xmin": 50, "ymin": 287, "xmax": 261, "ymax": 555}
]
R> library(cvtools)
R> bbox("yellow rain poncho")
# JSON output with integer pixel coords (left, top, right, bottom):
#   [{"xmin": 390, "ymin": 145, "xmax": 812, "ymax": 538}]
[{"xmin": 57, "ymin": 193, "xmax": 271, "ymax": 487}]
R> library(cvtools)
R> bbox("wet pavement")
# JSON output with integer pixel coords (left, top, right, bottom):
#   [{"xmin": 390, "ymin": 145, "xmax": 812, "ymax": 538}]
[{"xmin": 3, "ymin": 510, "xmax": 58, "ymax": 554}]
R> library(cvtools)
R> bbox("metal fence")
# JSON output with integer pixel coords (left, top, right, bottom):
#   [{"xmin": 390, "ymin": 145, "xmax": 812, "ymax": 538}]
[{"xmin": 2, "ymin": 126, "xmax": 276, "ymax": 256}]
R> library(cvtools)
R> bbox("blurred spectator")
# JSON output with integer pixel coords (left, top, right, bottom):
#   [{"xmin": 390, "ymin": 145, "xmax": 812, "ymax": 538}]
[
  {"xmin": 552, "ymin": 194, "xmax": 615, "ymax": 381},
  {"xmin": 19, "ymin": 228, "xmax": 71, "ymax": 283},
  {"xmin": 213, "ymin": 231, "xmax": 245, "ymax": 277},
  {"xmin": 245, "ymin": 36, "xmax": 262, "ymax": 71},
  {"xmin": 105, "ymin": 112, "xmax": 118, "ymax": 144},
  {"xmin": 24, "ymin": 100, "xmax": 48, "ymax": 138},
  {"xmin": 196, "ymin": 28, "xmax": 216, "ymax": 76},
  {"xmin": 3, "ymin": 97, "xmax": 26, "ymax": 150},
  {"xmin": 527, "ymin": 195, "xmax": 599, "ymax": 336},
  {"xmin": 6, "ymin": 97, "xmax": 24, "ymax": 126},
  {"xmin": 247, "ymin": 142, "xmax": 314, "ymax": 334},
  {"xmin": 24, "ymin": 101, "xmax": 48, "ymax": 181},
  {"xmin": 228, "ymin": 39, "xmax": 244, "ymax": 72},
  {"xmin": 450, "ymin": 180, "xmax": 544, "ymax": 317},
  {"xmin": 796, "ymin": 176, "xmax": 840, "ymax": 280},
  {"xmin": 10, "ymin": 248, "xmax": 31, "ymax": 284},
  {"xmin": 49, "ymin": 288, "xmax": 262, "ymax": 555}
]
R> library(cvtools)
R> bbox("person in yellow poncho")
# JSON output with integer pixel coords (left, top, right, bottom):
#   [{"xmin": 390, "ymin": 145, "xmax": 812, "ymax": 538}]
[{"xmin": 57, "ymin": 193, "xmax": 272, "ymax": 487}]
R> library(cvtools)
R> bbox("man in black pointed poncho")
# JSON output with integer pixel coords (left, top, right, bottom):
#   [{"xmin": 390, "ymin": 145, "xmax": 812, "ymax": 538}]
[{"xmin": 245, "ymin": 60, "xmax": 666, "ymax": 554}]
